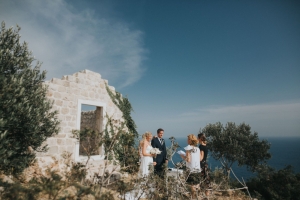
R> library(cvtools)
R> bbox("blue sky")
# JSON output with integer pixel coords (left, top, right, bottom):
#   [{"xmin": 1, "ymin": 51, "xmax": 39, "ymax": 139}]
[{"xmin": 1, "ymin": 0, "xmax": 299, "ymax": 138}]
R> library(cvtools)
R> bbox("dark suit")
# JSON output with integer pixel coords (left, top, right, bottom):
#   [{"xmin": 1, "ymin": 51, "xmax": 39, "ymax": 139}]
[{"xmin": 151, "ymin": 137, "xmax": 168, "ymax": 175}]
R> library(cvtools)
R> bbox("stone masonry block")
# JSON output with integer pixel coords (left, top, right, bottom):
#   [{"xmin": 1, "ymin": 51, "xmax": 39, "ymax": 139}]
[
  {"xmin": 62, "ymin": 101, "xmax": 69, "ymax": 107},
  {"xmin": 47, "ymin": 138, "xmax": 57, "ymax": 146},
  {"xmin": 65, "ymin": 116, "xmax": 72, "ymax": 121},
  {"xmin": 56, "ymin": 134, "xmax": 66, "ymax": 138},
  {"xmin": 70, "ymin": 109, "xmax": 77, "ymax": 115},
  {"xmin": 57, "ymin": 114, "xmax": 65, "ymax": 121},
  {"xmin": 74, "ymin": 72, "xmax": 86, "ymax": 79},
  {"xmin": 63, "ymin": 93, "xmax": 77, "ymax": 102},
  {"xmin": 58, "ymin": 146, "xmax": 67, "ymax": 154},
  {"xmin": 89, "ymin": 92, "xmax": 95, "ymax": 98},
  {"xmin": 57, "ymin": 139, "xmax": 65, "ymax": 145},
  {"xmin": 54, "ymin": 92, "xmax": 62, "ymax": 99},
  {"xmin": 62, "ymin": 80, "xmax": 70, "ymax": 87},
  {"xmin": 62, "ymin": 93, "xmax": 74, "ymax": 101},
  {"xmin": 48, "ymin": 146, "xmax": 58, "ymax": 154},
  {"xmin": 69, "ymin": 82, "xmax": 78, "ymax": 88},
  {"xmin": 55, "ymin": 99, "xmax": 63, "ymax": 106},
  {"xmin": 96, "ymin": 88, "xmax": 101, "ymax": 93},
  {"xmin": 68, "ymin": 121, "xmax": 76, "ymax": 127},
  {"xmin": 68, "ymin": 102, "xmax": 76, "ymax": 109},
  {"xmin": 61, "ymin": 108, "xmax": 69, "ymax": 115},
  {"xmin": 81, "ymin": 90, "xmax": 88, "ymax": 97},
  {"xmin": 75, "ymin": 78, "xmax": 83, "ymax": 84},
  {"xmin": 66, "ymin": 139, "xmax": 75, "ymax": 145},
  {"xmin": 58, "ymin": 86, "xmax": 66, "ymax": 92},
  {"xmin": 108, "ymin": 101, "xmax": 114, "ymax": 107},
  {"xmin": 101, "ymin": 89, "xmax": 107, "ymax": 94},
  {"xmin": 60, "ymin": 121, "xmax": 67, "ymax": 127},
  {"xmin": 85, "ymin": 80, "xmax": 91, "ymax": 85},
  {"xmin": 63, "ymin": 127, "xmax": 72, "ymax": 135},
  {"xmin": 66, "ymin": 75, "xmax": 76, "ymax": 82},
  {"xmin": 51, "ymin": 78, "xmax": 64, "ymax": 85},
  {"xmin": 94, "ymin": 73, "xmax": 101, "ymax": 79},
  {"xmin": 77, "ymin": 83, "xmax": 85, "ymax": 89},
  {"xmin": 66, "ymin": 146, "xmax": 74, "ymax": 154},
  {"xmin": 47, "ymin": 84, "xmax": 58, "ymax": 91},
  {"xmin": 87, "ymin": 74, "xmax": 99, "ymax": 81},
  {"xmin": 73, "ymin": 89, "xmax": 80, "ymax": 95}
]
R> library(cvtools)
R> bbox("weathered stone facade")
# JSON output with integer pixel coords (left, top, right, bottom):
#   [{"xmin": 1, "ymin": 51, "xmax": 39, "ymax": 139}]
[{"xmin": 36, "ymin": 70, "xmax": 124, "ymax": 170}]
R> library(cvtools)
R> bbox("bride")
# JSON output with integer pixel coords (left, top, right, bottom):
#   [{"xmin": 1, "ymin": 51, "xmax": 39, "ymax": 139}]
[
  {"xmin": 139, "ymin": 131, "xmax": 156, "ymax": 176},
  {"xmin": 123, "ymin": 132, "xmax": 156, "ymax": 200}
]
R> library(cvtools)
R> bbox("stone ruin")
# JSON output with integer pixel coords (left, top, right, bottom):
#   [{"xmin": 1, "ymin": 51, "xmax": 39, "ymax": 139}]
[{"xmin": 33, "ymin": 69, "xmax": 124, "ymax": 176}]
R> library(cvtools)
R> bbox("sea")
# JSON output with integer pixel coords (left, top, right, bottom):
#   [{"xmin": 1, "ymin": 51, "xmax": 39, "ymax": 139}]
[{"xmin": 165, "ymin": 137, "xmax": 300, "ymax": 180}]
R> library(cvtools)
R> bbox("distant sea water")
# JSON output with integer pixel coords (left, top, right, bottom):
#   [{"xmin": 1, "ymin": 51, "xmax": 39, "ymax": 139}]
[{"xmin": 165, "ymin": 137, "xmax": 300, "ymax": 180}]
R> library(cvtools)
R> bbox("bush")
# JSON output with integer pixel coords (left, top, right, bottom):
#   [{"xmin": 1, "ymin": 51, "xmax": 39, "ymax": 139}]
[
  {"xmin": 0, "ymin": 22, "xmax": 59, "ymax": 175},
  {"xmin": 247, "ymin": 165, "xmax": 300, "ymax": 200}
]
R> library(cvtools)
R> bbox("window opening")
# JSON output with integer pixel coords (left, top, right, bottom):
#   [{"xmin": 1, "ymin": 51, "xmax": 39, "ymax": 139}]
[{"xmin": 80, "ymin": 105, "xmax": 103, "ymax": 156}]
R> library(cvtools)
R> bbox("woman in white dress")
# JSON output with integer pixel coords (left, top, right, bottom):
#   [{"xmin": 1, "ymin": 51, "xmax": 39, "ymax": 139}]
[
  {"xmin": 123, "ymin": 132, "xmax": 156, "ymax": 200},
  {"xmin": 139, "ymin": 132, "xmax": 156, "ymax": 176}
]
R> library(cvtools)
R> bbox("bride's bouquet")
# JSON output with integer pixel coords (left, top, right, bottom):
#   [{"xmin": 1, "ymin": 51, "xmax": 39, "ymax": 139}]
[{"xmin": 150, "ymin": 148, "xmax": 161, "ymax": 158}]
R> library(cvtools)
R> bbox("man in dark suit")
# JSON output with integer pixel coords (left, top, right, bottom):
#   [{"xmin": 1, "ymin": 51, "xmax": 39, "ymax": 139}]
[{"xmin": 151, "ymin": 128, "xmax": 168, "ymax": 176}]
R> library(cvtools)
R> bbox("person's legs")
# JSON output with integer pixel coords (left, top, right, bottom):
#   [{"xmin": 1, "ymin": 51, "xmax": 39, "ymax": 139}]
[
  {"xmin": 154, "ymin": 162, "xmax": 168, "ymax": 199},
  {"xmin": 154, "ymin": 162, "xmax": 163, "ymax": 175},
  {"xmin": 186, "ymin": 172, "xmax": 201, "ymax": 198}
]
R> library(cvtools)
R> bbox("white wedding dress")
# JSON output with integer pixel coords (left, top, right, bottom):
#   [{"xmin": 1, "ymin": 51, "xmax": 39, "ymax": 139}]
[
  {"xmin": 123, "ymin": 145, "xmax": 154, "ymax": 200},
  {"xmin": 139, "ymin": 145, "xmax": 154, "ymax": 177}
]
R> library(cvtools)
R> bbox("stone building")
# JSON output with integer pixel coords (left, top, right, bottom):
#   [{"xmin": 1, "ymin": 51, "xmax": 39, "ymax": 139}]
[{"xmin": 37, "ymin": 70, "xmax": 124, "ymax": 171}]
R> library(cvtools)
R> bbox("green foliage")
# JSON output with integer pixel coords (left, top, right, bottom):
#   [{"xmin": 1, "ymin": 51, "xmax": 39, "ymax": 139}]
[
  {"xmin": 0, "ymin": 179, "xmax": 41, "ymax": 200},
  {"xmin": 0, "ymin": 151, "xmax": 119, "ymax": 200},
  {"xmin": 247, "ymin": 165, "xmax": 300, "ymax": 200},
  {"xmin": 105, "ymin": 84, "xmax": 137, "ymax": 138},
  {"xmin": 0, "ymin": 22, "xmax": 59, "ymax": 175},
  {"xmin": 105, "ymin": 85, "xmax": 139, "ymax": 173},
  {"xmin": 202, "ymin": 122, "xmax": 271, "ymax": 176},
  {"xmin": 102, "ymin": 116, "xmax": 125, "ymax": 161}
]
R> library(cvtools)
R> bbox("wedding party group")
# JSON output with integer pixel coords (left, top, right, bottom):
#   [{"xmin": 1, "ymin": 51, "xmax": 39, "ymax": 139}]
[
  {"xmin": 138, "ymin": 128, "xmax": 209, "ymax": 192},
  {"xmin": 124, "ymin": 128, "xmax": 209, "ymax": 199}
]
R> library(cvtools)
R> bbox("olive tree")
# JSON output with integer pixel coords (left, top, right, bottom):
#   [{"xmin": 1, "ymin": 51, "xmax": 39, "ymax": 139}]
[
  {"xmin": 0, "ymin": 22, "xmax": 59, "ymax": 175},
  {"xmin": 202, "ymin": 122, "xmax": 271, "ymax": 178}
]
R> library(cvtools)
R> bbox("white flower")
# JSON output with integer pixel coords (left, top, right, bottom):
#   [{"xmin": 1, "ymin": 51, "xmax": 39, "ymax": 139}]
[{"xmin": 150, "ymin": 148, "xmax": 161, "ymax": 155}]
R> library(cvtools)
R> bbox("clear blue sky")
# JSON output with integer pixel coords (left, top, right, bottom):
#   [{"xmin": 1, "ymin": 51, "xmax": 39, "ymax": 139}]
[{"xmin": 1, "ymin": 0, "xmax": 299, "ymax": 138}]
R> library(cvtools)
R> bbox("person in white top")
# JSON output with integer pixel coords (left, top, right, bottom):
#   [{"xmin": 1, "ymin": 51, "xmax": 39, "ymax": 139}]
[{"xmin": 180, "ymin": 134, "xmax": 201, "ymax": 198}]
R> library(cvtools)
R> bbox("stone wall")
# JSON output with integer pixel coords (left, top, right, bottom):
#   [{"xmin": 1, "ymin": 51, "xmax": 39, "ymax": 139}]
[{"xmin": 36, "ymin": 70, "xmax": 124, "ymax": 170}]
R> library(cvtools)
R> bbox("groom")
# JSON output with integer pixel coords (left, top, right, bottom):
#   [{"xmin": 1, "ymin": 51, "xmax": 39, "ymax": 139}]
[{"xmin": 151, "ymin": 128, "xmax": 168, "ymax": 176}]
